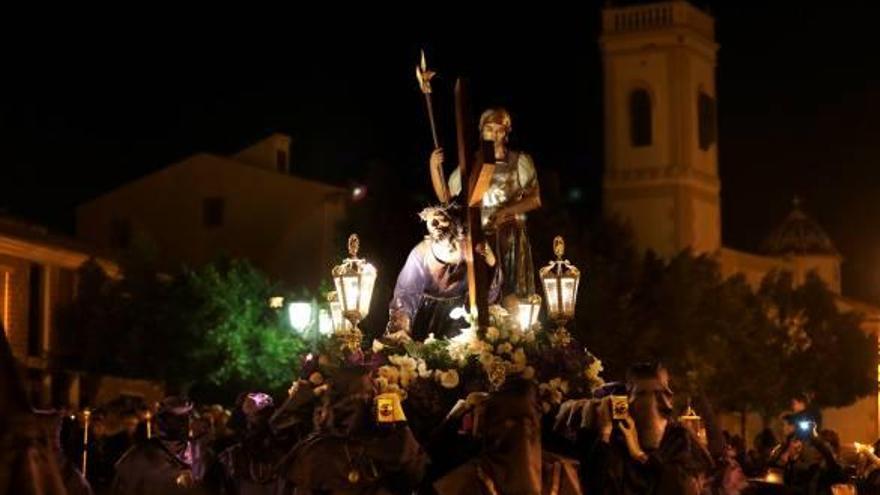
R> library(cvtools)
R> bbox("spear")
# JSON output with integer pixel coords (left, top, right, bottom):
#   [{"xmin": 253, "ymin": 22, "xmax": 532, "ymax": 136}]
[
  {"xmin": 416, "ymin": 50, "xmax": 450, "ymax": 203},
  {"xmin": 415, "ymin": 49, "xmax": 439, "ymax": 148}
]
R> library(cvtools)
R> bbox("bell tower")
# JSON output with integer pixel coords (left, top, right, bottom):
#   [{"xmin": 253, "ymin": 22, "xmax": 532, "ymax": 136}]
[{"xmin": 601, "ymin": 1, "xmax": 721, "ymax": 257}]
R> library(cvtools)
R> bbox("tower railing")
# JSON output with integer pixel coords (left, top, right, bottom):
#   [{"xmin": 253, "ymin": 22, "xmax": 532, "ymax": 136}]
[{"xmin": 603, "ymin": 2, "xmax": 714, "ymax": 39}]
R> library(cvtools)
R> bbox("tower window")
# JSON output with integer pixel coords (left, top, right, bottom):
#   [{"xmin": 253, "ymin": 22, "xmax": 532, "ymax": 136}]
[
  {"xmin": 203, "ymin": 197, "xmax": 225, "ymax": 228},
  {"xmin": 698, "ymin": 91, "xmax": 717, "ymax": 151},
  {"xmin": 629, "ymin": 89, "xmax": 652, "ymax": 147}
]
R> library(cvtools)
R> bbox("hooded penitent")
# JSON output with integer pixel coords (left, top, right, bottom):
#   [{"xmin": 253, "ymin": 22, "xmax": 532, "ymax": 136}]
[{"xmin": 627, "ymin": 363, "xmax": 674, "ymax": 452}]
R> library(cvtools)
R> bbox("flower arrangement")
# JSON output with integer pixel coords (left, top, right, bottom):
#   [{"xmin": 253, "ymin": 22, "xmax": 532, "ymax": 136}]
[{"xmin": 307, "ymin": 304, "xmax": 604, "ymax": 422}]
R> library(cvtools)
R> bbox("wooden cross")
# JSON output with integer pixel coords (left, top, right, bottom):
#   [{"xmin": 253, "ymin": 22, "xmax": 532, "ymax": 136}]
[{"xmin": 454, "ymin": 78, "xmax": 495, "ymax": 329}]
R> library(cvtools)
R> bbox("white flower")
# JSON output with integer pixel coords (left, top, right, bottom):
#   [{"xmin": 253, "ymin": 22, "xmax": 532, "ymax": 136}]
[
  {"xmin": 424, "ymin": 333, "xmax": 437, "ymax": 345},
  {"xmin": 485, "ymin": 326, "xmax": 500, "ymax": 342},
  {"xmin": 448, "ymin": 342, "xmax": 469, "ymax": 365},
  {"xmin": 479, "ymin": 352, "xmax": 496, "ymax": 367},
  {"xmin": 372, "ymin": 339, "xmax": 386, "ymax": 353},
  {"xmin": 512, "ymin": 348, "xmax": 527, "ymax": 369},
  {"xmin": 308, "ymin": 372, "xmax": 324, "ymax": 385},
  {"xmin": 496, "ymin": 342, "xmax": 513, "ymax": 355},
  {"xmin": 468, "ymin": 339, "xmax": 491, "ymax": 355},
  {"xmin": 451, "ymin": 326, "xmax": 477, "ymax": 346},
  {"xmin": 389, "ymin": 354, "xmax": 417, "ymax": 372},
  {"xmin": 378, "ymin": 365, "xmax": 400, "ymax": 384},
  {"xmin": 399, "ymin": 367, "xmax": 417, "ymax": 388},
  {"xmin": 488, "ymin": 305, "xmax": 510, "ymax": 320},
  {"xmin": 437, "ymin": 369, "xmax": 460, "ymax": 389},
  {"xmin": 417, "ymin": 360, "xmax": 432, "ymax": 379}
]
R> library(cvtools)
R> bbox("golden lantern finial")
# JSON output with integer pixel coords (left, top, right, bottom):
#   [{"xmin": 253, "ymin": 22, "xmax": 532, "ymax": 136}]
[
  {"xmin": 347, "ymin": 234, "xmax": 360, "ymax": 258},
  {"xmin": 553, "ymin": 236, "xmax": 565, "ymax": 260}
]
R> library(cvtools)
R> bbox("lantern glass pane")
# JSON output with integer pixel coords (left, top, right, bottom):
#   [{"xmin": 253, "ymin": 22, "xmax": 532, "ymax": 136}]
[
  {"xmin": 339, "ymin": 274, "xmax": 360, "ymax": 314},
  {"xmin": 527, "ymin": 301, "xmax": 541, "ymax": 327},
  {"xmin": 562, "ymin": 277, "xmax": 577, "ymax": 316},
  {"xmin": 358, "ymin": 265, "xmax": 377, "ymax": 318},
  {"xmin": 542, "ymin": 277, "xmax": 560, "ymax": 317},
  {"xmin": 517, "ymin": 303, "xmax": 532, "ymax": 330},
  {"xmin": 329, "ymin": 300, "xmax": 345, "ymax": 331}
]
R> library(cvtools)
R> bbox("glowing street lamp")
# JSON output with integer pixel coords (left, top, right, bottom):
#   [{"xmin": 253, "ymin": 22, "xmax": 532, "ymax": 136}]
[
  {"xmin": 317, "ymin": 308, "xmax": 333, "ymax": 336},
  {"xmin": 288, "ymin": 301, "xmax": 314, "ymax": 334},
  {"xmin": 539, "ymin": 236, "xmax": 581, "ymax": 333}
]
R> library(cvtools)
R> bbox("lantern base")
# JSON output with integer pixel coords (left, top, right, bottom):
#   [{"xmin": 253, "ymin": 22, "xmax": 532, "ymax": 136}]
[
  {"xmin": 549, "ymin": 325, "xmax": 573, "ymax": 348},
  {"xmin": 336, "ymin": 321, "xmax": 364, "ymax": 354}
]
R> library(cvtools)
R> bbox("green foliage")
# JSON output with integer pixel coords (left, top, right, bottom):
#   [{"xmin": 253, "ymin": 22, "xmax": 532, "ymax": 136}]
[
  {"xmin": 172, "ymin": 259, "xmax": 307, "ymax": 392},
  {"xmin": 61, "ymin": 257, "xmax": 307, "ymax": 402}
]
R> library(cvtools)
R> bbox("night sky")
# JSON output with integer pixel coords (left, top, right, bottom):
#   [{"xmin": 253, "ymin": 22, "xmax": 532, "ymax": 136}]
[{"xmin": 4, "ymin": 4, "xmax": 880, "ymax": 302}]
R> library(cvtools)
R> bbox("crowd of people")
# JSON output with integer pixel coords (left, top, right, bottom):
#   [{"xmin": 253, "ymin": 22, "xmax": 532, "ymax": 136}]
[
  {"xmin": 7, "ymin": 318, "xmax": 880, "ymax": 495},
  {"xmin": 8, "ymin": 365, "xmax": 880, "ymax": 494}
]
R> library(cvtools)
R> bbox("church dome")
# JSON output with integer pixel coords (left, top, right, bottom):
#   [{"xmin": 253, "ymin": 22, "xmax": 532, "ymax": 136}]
[{"xmin": 762, "ymin": 198, "xmax": 839, "ymax": 257}]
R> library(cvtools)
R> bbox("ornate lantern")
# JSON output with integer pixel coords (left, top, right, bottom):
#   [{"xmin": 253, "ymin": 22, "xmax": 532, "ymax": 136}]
[
  {"xmin": 331, "ymin": 234, "xmax": 377, "ymax": 331},
  {"xmin": 517, "ymin": 294, "xmax": 542, "ymax": 330},
  {"xmin": 539, "ymin": 236, "xmax": 581, "ymax": 332}
]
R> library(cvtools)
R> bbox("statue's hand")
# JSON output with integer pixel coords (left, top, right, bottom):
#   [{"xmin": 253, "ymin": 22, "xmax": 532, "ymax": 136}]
[
  {"xmin": 475, "ymin": 242, "xmax": 496, "ymax": 267},
  {"xmin": 385, "ymin": 329, "xmax": 412, "ymax": 344},
  {"xmin": 385, "ymin": 309, "xmax": 412, "ymax": 344},
  {"xmin": 430, "ymin": 148, "xmax": 444, "ymax": 169},
  {"xmin": 386, "ymin": 311, "xmax": 411, "ymax": 334}
]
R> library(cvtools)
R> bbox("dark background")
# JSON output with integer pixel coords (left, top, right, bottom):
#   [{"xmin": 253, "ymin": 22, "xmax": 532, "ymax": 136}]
[{"xmin": 4, "ymin": 3, "xmax": 880, "ymax": 302}]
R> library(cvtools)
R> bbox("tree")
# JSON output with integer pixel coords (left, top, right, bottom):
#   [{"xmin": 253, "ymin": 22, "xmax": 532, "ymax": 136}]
[
  {"xmin": 171, "ymin": 259, "xmax": 307, "ymax": 398},
  {"xmin": 62, "ymin": 257, "xmax": 307, "ymax": 403},
  {"xmin": 757, "ymin": 270, "xmax": 875, "ymax": 411},
  {"xmin": 575, "ymin": 217, "xmax": 875, "ymax": 420}
]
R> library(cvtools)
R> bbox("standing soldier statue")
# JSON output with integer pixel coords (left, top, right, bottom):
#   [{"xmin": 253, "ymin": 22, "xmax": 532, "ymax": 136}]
[{"xmin": 438, "ymin": 107, "xmax": 541, "ymax": 300}]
